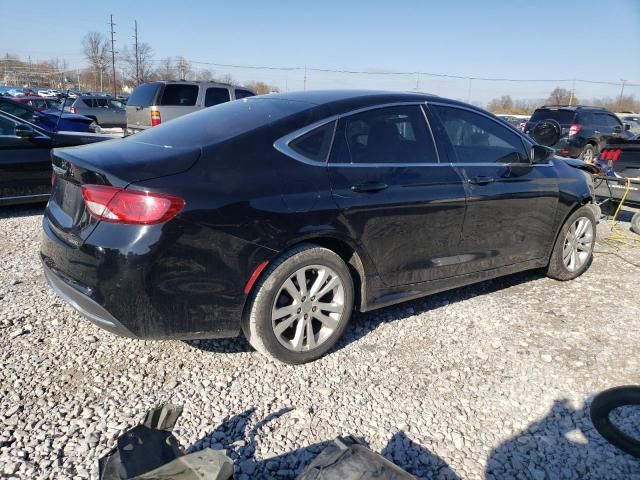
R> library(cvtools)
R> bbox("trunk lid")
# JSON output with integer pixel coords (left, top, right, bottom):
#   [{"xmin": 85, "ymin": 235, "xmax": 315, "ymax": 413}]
[{"xmin": 46, "ymin": 139, "xmax": 200, "ymax": 245}]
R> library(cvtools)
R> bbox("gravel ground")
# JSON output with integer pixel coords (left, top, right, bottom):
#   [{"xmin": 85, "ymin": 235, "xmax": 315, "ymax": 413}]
[{"xmin": 1, "ymin": 205, "xmax": 639, "ymax": 479}]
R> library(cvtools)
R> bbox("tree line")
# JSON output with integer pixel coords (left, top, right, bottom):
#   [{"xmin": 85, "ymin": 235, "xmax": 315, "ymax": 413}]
[
  {"xmin": 487, "ymin": 87, "xmax": 640, "ymax": 115},
  {"xmin": 0, "ymin": 30, "xmax": 279, "ymax": 95}
]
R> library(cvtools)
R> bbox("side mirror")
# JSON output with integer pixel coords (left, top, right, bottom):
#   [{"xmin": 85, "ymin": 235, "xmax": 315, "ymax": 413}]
[
  {"xmin": 531, "ymin": 145, "xmax": 555, "ymax": 163},
  {"xmin": 625, "ymin": 123, "xmax": 631, "ymax": 131},
  {"xmin": 15, "ymin": 124, "xmax": 36, "ymax": 138}
]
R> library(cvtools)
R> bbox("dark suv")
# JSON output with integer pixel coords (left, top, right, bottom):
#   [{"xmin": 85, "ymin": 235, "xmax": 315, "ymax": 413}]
[{"xmin": 524, "ymin": 105, "xmax": 631, "ymax": 162}]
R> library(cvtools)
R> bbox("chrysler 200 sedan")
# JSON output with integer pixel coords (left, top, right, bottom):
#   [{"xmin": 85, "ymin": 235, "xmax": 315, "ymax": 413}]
[{"xmin": 41, "ymin": 90, "xmax": 597, "ymax": 364}]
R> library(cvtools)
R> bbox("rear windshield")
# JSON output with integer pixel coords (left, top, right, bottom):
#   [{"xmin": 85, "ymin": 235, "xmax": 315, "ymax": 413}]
[
  {"xmin": 160, "ymin": 84, "xmax": 199, "ymax": 106},
  {"xmin": 127, "ymin": 82, "xmax": 162, "ymax": 107},
  {"xmin": 530, "ymin": 109, "xmax": 575, "ymax": 124},
  {"xmin": 125, "ymin": 97, "xmax": 310, "ymax": 147}
]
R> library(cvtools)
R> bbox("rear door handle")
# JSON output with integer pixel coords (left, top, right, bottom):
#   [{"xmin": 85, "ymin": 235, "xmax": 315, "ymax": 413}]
[
  {"xmin": 467, "ymin": 176, "xmax": 495, "ymax": 185},
  {"xmin": 351, "ymin": 182, "xmax": 388, "ymax": 193}
]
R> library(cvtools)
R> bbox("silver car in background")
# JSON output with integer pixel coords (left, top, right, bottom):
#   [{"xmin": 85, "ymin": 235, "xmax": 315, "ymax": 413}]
[
  {"xmin": 125, "ymin": 81, "xmax": 255, "ymax": 133},
  {"xmin": 70, "ymin": 96, "xmax": 126, "ymax": 128}
]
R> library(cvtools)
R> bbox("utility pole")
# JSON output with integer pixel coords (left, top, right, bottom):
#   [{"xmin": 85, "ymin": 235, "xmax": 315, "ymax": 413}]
[
  {"xmin": 467, "ymin": 77, "xmax": 472, "ymax": 103},
  {"xmin": 619, "ymin": 79, "xmax": 627, "ymax": 108},
  {"xmin": 133, "ymin": 20, "xmax": 140, "ymax": 85},
  {"xmin": 303, "ymin": 66, "xmax": 307, "ymax": 91},
  {"xmin": 109, "ymin": 14, "xmax": 117, "ymax": 96},
  {"xmin": 568, "ymin": 79, "xmax": 575, "ymax": 106}
]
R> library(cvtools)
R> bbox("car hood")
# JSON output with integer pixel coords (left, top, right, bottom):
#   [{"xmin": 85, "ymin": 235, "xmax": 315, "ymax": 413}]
[{"xmin": 555, "ymin": 157, "xmax": 601, "ymax": 174}]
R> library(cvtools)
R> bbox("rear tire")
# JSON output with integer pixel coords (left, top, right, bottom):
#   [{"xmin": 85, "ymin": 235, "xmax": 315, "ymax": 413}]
[
  {"xmin": 546, "ymin": 205, "xmax": 596, "ymax": 280},
  {"xmin": 243, "ymin": 244, "xmax": 354, "ymax": 364},
  {"xmin": 580, "ymin": 144, "xmax": 596, "ymax": 163}
]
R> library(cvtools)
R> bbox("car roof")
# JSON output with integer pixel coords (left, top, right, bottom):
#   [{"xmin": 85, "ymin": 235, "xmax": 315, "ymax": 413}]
[
  {"xmin": 537, "ymin": 105, "xmax": 608, "ymax": 111},
  {"xmin": 261, "ymin": 89, "xmax": 440, "ymax": 106}
]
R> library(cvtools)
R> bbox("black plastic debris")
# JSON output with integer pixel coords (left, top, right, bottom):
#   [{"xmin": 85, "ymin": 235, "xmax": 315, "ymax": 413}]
[
  {"xmin": 98, "ymin": 404, "xmax": 234, "ymax": 480},
  {"xmin": 99, "ymin": 406, "xmax": 416, "ymax": 479}
]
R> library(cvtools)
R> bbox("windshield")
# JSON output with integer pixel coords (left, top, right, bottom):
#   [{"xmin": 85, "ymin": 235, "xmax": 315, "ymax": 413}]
[
  {"xmin": 530, "ymin": 109, "xmax": 576, "ymax": 124},
  {"xmin": 126, "ymin": 97, "xmax": 310, "ymax": 147}
]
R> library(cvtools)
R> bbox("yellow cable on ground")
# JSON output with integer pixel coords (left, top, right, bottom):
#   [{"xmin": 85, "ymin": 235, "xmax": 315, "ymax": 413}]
[{"xmin": 600, "ymin": 177, "xmax": 640, "ymax": 251}]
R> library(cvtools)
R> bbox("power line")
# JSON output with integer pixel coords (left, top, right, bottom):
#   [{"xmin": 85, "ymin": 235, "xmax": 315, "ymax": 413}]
[{"xmin": 188, "ymin": 59, "xmax": 640, "ymax": 87}]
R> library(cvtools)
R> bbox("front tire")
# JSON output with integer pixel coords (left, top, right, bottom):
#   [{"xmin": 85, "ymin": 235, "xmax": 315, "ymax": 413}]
[
  {"xmin": 243, "ymin": 244, "xmax": 354, "ymax": 364},
  {"xmin": 631, "ymin": 212, "xmax": 640, "ymax": 235},
  {"xmin": 546, "ymin": 205, "xmax": 596, "ymax": 280}
]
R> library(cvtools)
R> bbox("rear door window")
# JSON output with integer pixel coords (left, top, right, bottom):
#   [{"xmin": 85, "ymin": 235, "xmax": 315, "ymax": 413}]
[
  {"xmin": 127, "ymin": 82, "xmax": 162, "ymax": 107},
  {"xmin": 160, "ymin": 84, "xmax": 199, "ymax": 106},
  {"xmin": 205, "ymin": 87, "xmax": 231, "ymax": 107},
  {"xmin": 235, "ymin": 89, "xmax": 255, "ymax": 100},
  {"xmin": 330, "ymin": 105, "xmax": 437, "ymax": 164},
  {"xmin": 432, "ymin": 104, "xmax": 529, "ymax": 164}
]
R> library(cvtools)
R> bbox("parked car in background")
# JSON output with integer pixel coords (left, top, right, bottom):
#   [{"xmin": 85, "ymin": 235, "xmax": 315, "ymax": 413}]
[
  {"xmin": 496, "ymin": 114, "xmax": 529, "ymax": 130},
  {"xmin": 126, "ymin": 81, "xmax": 255, "ymax": 133},
  {"xmin": 42, "ymin": 90, "xmax": 598, "ymax": 364},
  {"xmin": 0, "ymin": 110, "xmax": 112, "ymax": 205},
  {"xmin": 619, "ymin": 114, "xmax": 640, "ymax": 137},
  {"xmin": 70, "ymin": 96, "xmax": 126, "ymax": 128},
  {"xmin": 5, "ymin": 88, "xmax": 26, "ymax": 97},
  {"xmin": 11, "ymin": 96, "xmax": 66, "ymax": 111},
  {"xmin": 524, "ymin": 105, "xmax": 633, "ymax": 162},
  {"xmin": 0, "ymin": 96, "xmax": 98, "ymax": 133},
  {"xmin": 37, "ymin": 89, "xmax": 57, "ymax": 98}
]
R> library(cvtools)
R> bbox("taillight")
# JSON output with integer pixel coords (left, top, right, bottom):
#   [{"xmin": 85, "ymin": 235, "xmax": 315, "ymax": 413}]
[
  {"xmin": 81, "ymin": 185, "xmax": 185, "ymax": 225},
  {"xmin": 151, "ymin": 110, "xmax": 161, "ymax": 127},
  {"xmin": 70, "ymin": 106, "xmax": 76, "ymax": 113},
  {"xmin": 569, "ymin": 124, "xmax": 581, "ymax": 136},
  {"xmin": 600, "ymin": 148, "xmax": 621, "ymax": 161}
]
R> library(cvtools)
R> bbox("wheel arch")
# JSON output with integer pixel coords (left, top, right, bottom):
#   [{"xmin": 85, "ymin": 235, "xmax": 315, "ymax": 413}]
[{"xmin": 243, "ymin": 234, "xmax": 370, "ymax": 314}]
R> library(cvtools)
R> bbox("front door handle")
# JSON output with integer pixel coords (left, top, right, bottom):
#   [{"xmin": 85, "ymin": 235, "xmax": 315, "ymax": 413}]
[
  {"xmin": 351, "ymin": 182, "xmax": 388, "ymax": 193},
  {"xmin": 467, "ymin": 176, "xmax": 495, "ymax": 185}
]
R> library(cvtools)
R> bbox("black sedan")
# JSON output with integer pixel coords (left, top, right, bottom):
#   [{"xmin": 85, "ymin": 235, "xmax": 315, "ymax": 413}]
[
  {"xmin": 41, "ymin": 90, "xmax": 598, "ymax": 364},
  {"xmin": 0, "ymin": 111, "xmax": 112, "ymax": 206}
]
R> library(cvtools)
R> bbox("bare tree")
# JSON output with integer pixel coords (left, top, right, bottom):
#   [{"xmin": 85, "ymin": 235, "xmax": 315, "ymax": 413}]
[
  {"xmin": 121, "ymin": 43, "xmax": 155, "ymax": 85},
  {"xmin": 174, "ymin": 56, "xmax": 191, "ymax": 80},
  {"xmin": 157, "ymin": 57, "xmax": 176, "ymax": 80},
  {"xmin": 546, "ymin": 87, "xmax": 576, "ymax": 106},
  {"xmin": 196, "ymin": 69, "xmax": 214, "ymax": 81},
  {"xmin": 245, "ymin": 81, "xmax": 279, "ymax": 95},
  {"xmin": 487, "ymin": 95, "xmax": 514, "ymax": 114},
  {"xmin": 82, "ymin": 32, "xmax": 109, "ymax": 91}
]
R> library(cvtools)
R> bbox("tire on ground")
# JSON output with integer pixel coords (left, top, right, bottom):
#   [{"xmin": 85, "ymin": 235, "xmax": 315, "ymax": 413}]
[
  {"xmin": 546, "ymin": 205, "xmax": 596, "ymax": 281},
  {"xmin": 631, "ymin": 211, "xmax": 640, "ymax": 235},
  {"xmin": 243, "ymin": 243, "xmax": 354, "ymax": 364}
]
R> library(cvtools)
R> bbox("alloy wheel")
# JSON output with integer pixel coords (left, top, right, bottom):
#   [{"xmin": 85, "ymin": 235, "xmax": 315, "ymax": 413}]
[
  {"xmin": 271, "ymin": 265, "xmax": 345, "ymax": 352},
  {"xmin": 562, "ymin": 217, "xmax": 594, "ymax": 272}
]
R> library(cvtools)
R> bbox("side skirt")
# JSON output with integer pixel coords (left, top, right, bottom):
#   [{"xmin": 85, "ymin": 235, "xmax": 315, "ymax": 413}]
[{"xmin": 363, "ymin": 258, "xmax": 548, "ymax": 312}]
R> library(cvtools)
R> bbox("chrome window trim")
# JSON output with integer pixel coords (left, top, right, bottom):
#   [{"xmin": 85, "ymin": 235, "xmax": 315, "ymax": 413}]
[{"xmin": 273, "ymin": 101, "xmax": 442, "ymax": 167}]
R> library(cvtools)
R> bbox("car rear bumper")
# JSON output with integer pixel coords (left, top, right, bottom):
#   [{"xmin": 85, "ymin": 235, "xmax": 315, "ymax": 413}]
[
  {"xmin": 42, "ymin": 258, "xmax": 137, "ymax": 338},
  {"xmin": 40, "ymin": 213, "xmax": 264, "ymax": 340}
]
